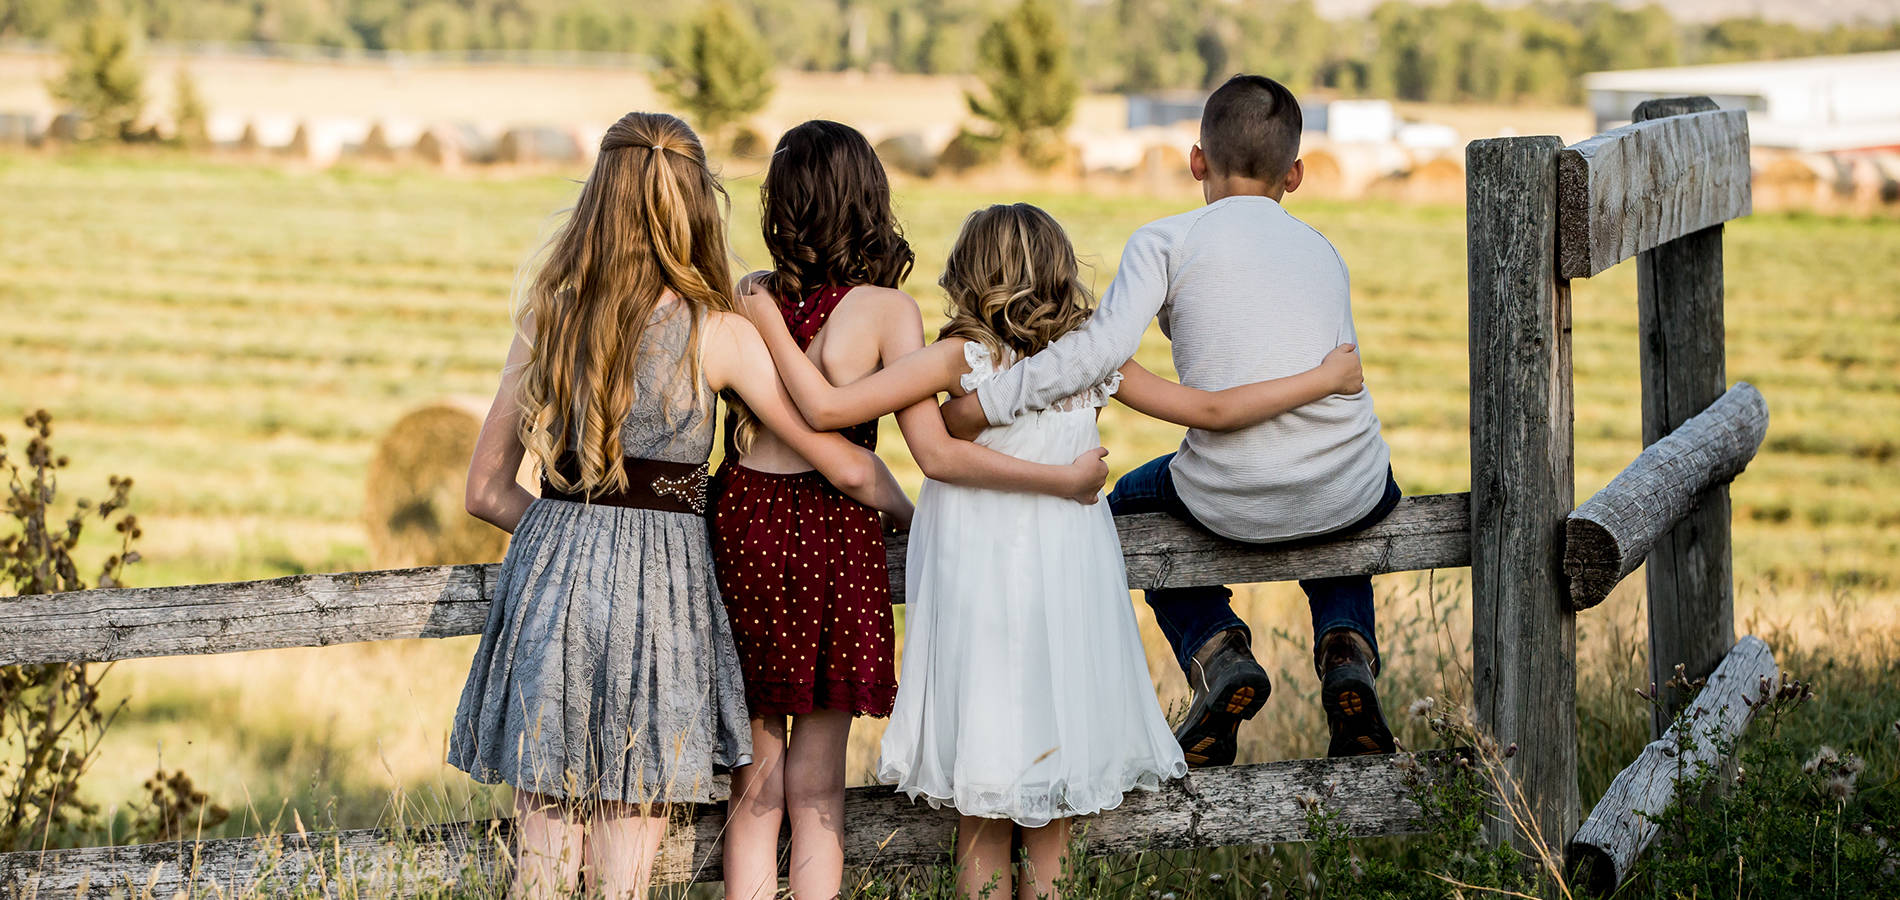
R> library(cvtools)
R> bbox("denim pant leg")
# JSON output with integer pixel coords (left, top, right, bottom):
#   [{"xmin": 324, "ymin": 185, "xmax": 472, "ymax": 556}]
[
  {"xmin": 1107, "ymin": 453, "xmax": 1246, "ymax": 671},
  {"xmin": 1297, "ymin": 470, "xmax": 1403, "ymax": 672}
]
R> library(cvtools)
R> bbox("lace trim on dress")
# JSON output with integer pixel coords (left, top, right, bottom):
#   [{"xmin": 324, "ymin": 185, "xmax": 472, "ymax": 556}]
[
  {"xmin": 956, "ymin": 340, "xmax": 1121, "ymax": 412},
  {"xmin": 876, "ymin": 755, "xmax": 1187, "ymax": 829}
]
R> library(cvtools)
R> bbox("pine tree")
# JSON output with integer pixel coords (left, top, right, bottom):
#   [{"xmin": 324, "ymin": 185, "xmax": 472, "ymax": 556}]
[
  {"xmin": 655, "ymin": 2, "xmax": 775, "ymax": 148},
  {"xmin": 171, "ymin": 67, "xmax": 208, "ymax": 148},
  {"xmin": 46, "ymin": 8, "xmax": 146, "ymax": 142},
  {"xmin": 966, "ymin": 0, "xmax": 1078, "ymax": 170}
]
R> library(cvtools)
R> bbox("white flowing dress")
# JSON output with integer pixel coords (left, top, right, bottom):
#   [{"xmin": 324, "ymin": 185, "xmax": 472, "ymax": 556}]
[{"xmin": 877, "ymin": 341, "xmax": 1187, "ymax": 827}]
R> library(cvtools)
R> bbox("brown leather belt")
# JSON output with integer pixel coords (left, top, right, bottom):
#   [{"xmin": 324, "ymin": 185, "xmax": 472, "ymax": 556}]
[{"xmin": 539, "ymin": 455, "xmax": 710, "ymax": 515}]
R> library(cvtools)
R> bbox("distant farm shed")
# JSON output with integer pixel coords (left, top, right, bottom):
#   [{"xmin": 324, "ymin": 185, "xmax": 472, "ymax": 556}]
[{"xmin": 1584, "ymin": 52, "xmax": 1900, "ymax": 152}]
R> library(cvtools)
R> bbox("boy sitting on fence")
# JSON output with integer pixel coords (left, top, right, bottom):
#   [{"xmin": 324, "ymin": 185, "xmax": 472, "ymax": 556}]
[{"xmin": 945, "ymin": 74, "xmax": 1401, "ymax": 766}]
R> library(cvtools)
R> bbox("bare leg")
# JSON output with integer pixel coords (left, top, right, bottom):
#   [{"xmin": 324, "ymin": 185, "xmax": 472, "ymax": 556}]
[
  {"xmin": 511, "ymin": 790, "xmax": 583, "ymax": 899},
  {"xmin": 1016, "ymin": 818, "xmax": 1071, "ymax": 900},
  {"xmin": 583, "ymin": 799, "xmax": 669, "ymax": 899},
  {"xmin": 725, "ymin": 717, "xmax": 790, "ymax": 900},
  {"xmin": 955, "ymin": 815, "xmax": 1013, "ymax": 900},
  {"xmin": 783, "ymin": 709, "xmax": 853, "ymax": 899}
]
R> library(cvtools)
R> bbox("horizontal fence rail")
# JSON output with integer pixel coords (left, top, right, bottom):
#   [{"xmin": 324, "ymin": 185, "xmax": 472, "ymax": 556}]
[
  {"xmin": 0, "ymin": 494, "xmax": 1470, "ymax": 667},
  {"xmin": 1556, "ymin": 107, "xmax": 1752, "ymax": 279},
  {"xmin": 0, "ymin": 752, "xmax": 1453, "ymax": 898},
  {"xmin": 1563, "ymin": 383, "xmax": 1767, "ymax": 611}
]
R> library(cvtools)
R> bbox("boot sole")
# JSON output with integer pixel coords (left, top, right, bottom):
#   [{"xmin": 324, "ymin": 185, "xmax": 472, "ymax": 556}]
[
  {"xmin": 1175, "ymin": 670, "xmax": 1271, "ymax": 768},
  {"xmin": 1322, "ymin": 664, "xmax": 1395, "ymax": 757}
]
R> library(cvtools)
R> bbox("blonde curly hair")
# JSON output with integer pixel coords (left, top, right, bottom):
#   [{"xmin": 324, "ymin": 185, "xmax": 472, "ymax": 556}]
[{"xmin": 936, "ymin": 203, "xmax": 1094, "ymax": 362}]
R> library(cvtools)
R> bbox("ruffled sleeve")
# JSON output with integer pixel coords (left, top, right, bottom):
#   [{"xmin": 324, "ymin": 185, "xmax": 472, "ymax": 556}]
[
  {"xmin": 1083, "ymin": 369, "xmax": 1124, "ymax": 409},
  {"xmin": 958, "ymin": 340, "xmax": 998, "ymax": 395}
]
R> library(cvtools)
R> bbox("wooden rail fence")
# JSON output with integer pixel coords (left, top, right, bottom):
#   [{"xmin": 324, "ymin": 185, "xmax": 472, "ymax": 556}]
[{"xmin": 0, "ymin": 95, "xmax": 1771, "ymax": 896}]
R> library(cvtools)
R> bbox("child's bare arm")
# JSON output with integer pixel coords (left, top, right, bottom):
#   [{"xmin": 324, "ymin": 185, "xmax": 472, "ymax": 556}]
[
  {"xmin": 739, "ymin": 284, "xmax": 961, "ymax": 430},
  {"xmin": 703, "ymin": 312, "xmax": 914, "ymax": 526},
  {"xmin": 1114, "ymin": 344, "xmax": 1363, "ymax": 432},
  {"xmin": 866, "ymin": 297, "xmax": 1109, "ymax": 503},
  {"xmin": 464, "ymin": 333, "xmax": 537, "ymax": 533},
  {"xmin": 940, "ymin": 390, "xmax": 988, "ymax": 441}
]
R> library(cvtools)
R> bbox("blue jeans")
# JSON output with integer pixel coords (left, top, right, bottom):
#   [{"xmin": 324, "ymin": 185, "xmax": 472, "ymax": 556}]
[{"xmin": 1107, "ymin": 453, "xmax": 1402, "ymax": 673}]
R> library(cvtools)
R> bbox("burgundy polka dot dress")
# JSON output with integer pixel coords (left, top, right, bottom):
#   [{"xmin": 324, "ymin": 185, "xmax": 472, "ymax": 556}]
[{"xmin": 710, "ymin": 286, "xmax": 898, "ymax": 718}]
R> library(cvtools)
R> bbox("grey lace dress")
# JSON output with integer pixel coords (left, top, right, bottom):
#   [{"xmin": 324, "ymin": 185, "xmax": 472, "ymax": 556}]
[{"xmin": 447, "ymin": 304, "xmax": 752, "ymax": 805}]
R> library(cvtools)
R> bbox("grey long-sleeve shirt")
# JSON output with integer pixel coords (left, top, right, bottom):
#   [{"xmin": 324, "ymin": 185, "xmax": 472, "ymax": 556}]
[{"xmin": 976, "ymin": 195, "xmax": 1391, "ymax": 542}]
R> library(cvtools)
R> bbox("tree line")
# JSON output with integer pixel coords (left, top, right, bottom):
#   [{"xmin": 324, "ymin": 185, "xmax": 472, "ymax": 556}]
[{"xmin": 5, "ymin": 0, "xmax": 1900, "ymax": 104}]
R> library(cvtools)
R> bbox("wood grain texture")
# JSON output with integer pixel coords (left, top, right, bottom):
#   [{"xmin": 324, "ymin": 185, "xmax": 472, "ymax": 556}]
[
  {"xmin": 1632, "ymin": 97, "xmax": 1744, "ymax": 737},
  {"xmin": 0, "ymin": 496, "xmax": 1471, "ymax": 667},
  {"xmin": 1564, "ymin": 382, "xmax": 1767, "ymax": 611},
  {"xmin": 1567, "ymin": 636, "xmax": 1777, "ymax": 892},
  {"xmin": 1467, "ymin": 134, "xmax": 1579, "ymax": 853},
  {"xmin": 1, "ymin": 752, "xmax": 1451, "ymax": 898},
  {"xmin": 1557, "ymin": 106, "xmax": 1751, "ymax": 279}
]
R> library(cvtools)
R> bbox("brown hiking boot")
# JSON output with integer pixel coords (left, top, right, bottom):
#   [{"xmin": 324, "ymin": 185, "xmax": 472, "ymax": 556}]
[
  {"xmin": 1172, "ymin": 629, "xmax": 1272, "ymax": 768},
  {"xmin": 1317, "ymin": 629, "xmax": 1396, "ymax": 757}
]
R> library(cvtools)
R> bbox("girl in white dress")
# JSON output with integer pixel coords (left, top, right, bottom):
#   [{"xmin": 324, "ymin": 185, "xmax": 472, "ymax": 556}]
[{"xmin": 741, "ymin": 203, "xmax": 1365, "ymax": 899}]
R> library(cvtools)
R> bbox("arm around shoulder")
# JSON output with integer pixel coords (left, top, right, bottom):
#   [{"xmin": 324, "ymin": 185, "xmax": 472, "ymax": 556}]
[
  {"xmin": 975, "ymin": 223, "xmax": 1178, "ymax": 427},
  {"xmin": 1113, "ymin": 343, "xmax": 1363, "ymax": 432},
  {"xmin": 702, "ymin": 312, "xmax": 912, "ymax": 519}
]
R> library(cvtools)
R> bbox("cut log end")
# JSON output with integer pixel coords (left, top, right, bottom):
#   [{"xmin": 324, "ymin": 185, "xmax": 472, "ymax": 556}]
[
  {"xmin": 1565, "ymin": 841, "xmax": 1620, "ymax": 895},
  {"xmin": 1562, "ymin": 516, "xmax": 1623, "ymax": 610},
  {"xmin": 1563, "ymin": 382, "xmax": 1768, "ymax": 612}
]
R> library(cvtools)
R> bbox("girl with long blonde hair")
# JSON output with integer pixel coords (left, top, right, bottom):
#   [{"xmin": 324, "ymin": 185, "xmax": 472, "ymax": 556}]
[
  {"xmin": 741, "ymin": 202, "xmax": 1363, "ymax": 898},
  {"xmin": 447, "ymin": 111, "xmax": 912, "ymax": 899}
]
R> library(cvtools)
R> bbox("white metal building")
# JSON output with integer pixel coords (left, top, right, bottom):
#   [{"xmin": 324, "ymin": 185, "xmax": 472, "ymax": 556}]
[{"xmin": 1584, "ymin": 52, "xmax": 1900, "ymax": 152}]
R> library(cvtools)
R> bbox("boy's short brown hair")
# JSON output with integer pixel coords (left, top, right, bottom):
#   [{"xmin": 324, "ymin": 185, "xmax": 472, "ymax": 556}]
[{"xmin": 1199, "ymin": 74, "xmax": 1303, "ymax": 182}]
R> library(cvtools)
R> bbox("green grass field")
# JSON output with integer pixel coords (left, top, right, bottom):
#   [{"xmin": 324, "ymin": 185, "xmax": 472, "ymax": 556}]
[{"xmin": 2, "ymin": 150, "xmax": 1897, "ymax": 844}]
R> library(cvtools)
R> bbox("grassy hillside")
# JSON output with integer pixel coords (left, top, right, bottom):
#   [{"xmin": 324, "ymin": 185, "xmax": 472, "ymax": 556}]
[{"xmin": 1, "ymin": 151, "xmax": 1895, "ymax": 840}]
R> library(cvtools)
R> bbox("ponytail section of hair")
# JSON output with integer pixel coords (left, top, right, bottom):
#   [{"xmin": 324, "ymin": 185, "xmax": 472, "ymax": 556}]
[
  {"xmin": 513, "ymin": 111, "xmax": 746, "ymax": 496},
  {"xmin": 937, "ymin": 203, "xmax": 1094, "ymax": 364}
]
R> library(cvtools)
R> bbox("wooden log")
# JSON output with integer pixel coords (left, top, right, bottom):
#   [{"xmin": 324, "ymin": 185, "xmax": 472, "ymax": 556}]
[
  {"xmin": 0, "ymin": 752, "xmax": 1449, "ymax": 898},
  {"xmin": 1567, "ymin": 635, "xmax": 1778, "ymax": 892},
  {"xmin": 1467, "ymin": 134, "xmax": 1579, "ymax": 854},
  {"xmin": 0, "ymin": 495, "xmax": 1470, "ymax": 667},
  {"xmin": 1631, "ymin": 97, "xmax": 1744, "ymax": 737},
  {"xmin": 1556, "ymin": 106, "xmax": 1752, "ymax": 279},
  {"xmin": 1563, "ymin": 382, "xmax": 1768, "ymax": 611}
]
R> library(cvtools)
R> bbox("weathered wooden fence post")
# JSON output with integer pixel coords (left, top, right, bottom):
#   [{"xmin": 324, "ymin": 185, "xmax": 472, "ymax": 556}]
[
  {"xmin": 1467, "ymin": 135, "xmax": 1579, "ymax": 853},
  {"xmin": 1631, "ymin": 96, "xmax": 1742, "ymax": 736}
]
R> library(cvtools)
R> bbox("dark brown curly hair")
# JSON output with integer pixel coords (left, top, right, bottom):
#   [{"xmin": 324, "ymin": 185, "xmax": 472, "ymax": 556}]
[{"xmin": 758, "ymin": 120, "xmax": 914, "ymax": 302}]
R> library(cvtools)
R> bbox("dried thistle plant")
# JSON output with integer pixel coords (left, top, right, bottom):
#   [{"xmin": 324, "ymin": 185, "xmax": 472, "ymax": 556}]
[{"xmin": 0, "ymin": 409, "xmax": 151, "ymax": 850}]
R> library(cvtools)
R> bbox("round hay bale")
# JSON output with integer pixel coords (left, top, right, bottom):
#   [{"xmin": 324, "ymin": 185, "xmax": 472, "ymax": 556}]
[
  {"xmin": 875, "ymin": 132, "xmax": 937, "ymax": 178},
  {"xmin": 46, "ymin": 112, "xmax": 85, "ymax": 143},
  {"xmin": 365, "ymin": 399, "xmax": 538, "ymax": 569},
  {"xmin": 498, "ymin": 126, "xmax": 583, "ymax": 166},
  {"xmin": 1753, "ymin": 154, "xmax": 1834, "ymax": 212},
  {"xmin": 939, "ymin": 128, "xmax": 1000, "ymax": 173},
  {"xmin": 359, "ymin": 122, "xmax": 397, "ymax": 160},
  {"xmin": 1406, "ymin": 155, "xmax": 1465, "ymax": 203},
  {"xmin": 285, "ymin": 122, "xmax": 311, "ymax": 160},
  {"xmin": 1300, "ymin": 148, "xmax": 1345, "ymax": 196},
  {"xmin": 730, "ymin": 125, "xmax": 771, "ymax": 160},
  {"xmin": 1137, "ymin": 143, "xmax": 1193, "ymax": 194},
  {"xmin": 414, "ymin": 127, "xmax": 461, "ymax": 170}
]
